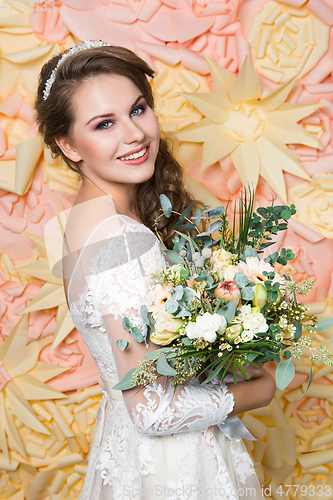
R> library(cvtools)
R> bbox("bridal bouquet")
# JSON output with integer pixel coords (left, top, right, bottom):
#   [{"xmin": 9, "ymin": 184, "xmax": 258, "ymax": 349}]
[{"xmin": 115, "ymin": 192, "xmax": 333, "ymax": 393}]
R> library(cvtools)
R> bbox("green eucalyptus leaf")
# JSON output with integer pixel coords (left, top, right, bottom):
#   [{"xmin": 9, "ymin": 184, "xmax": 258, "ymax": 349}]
[
  {"xmin": 165, "ymin": 299, "xmax": 179, "ymax": 314},
  {"xmin": 122, "ymin": 317, "xmax": 131, "ymax": 332},
  {"xmin": 156, "ymin": 352, "xmax": 178, "ymax": 376},
  {"xmin": 204, "ymin": 206, "xmax": 225, "ymax": 218},
  {"xmin": 164, "ymin": 250, "xmax": 185, "ymax": 265},
  {"xmin": 179, "ymin": 202, "xmax": 195, "ymax": 221},
  {"xmin": 275, "ymin": 358, "xmax": 295, "ymax": 391},
  {"xmin": 233, "ymin": 272, "xmax": 249, "ymax": 289},
  {"xmin": 217, "ymin": 301, "xmax": 236, "ymax": 323},
  {"xmin": 146, "ymin": 348, "xmax": 172, "ymax": 361},
  {"xmin": 117, "ymin": 339, "xmax": 129, "ymax": 351},
  {"xmin": 140, "ymin": 305, "xmax": 149, "ymax": 325},
  {"xmin": 294, "ymin": 322, "xmax": 302, "ymax": 339},
  {"xmin": 171, "ymin": 286, "xmax": 184, "ymax": 301},
  {"xmin": 241, "ymin": 286, "xmax": 254, "ymax": 301},
  {"xmin": 160, "ymin": 194, "xmax": 172, "ymax": 217},
  {"xmin": 131, "ymin": 327, "xmax": 144, "ymax": 343},
  {"xmin": 113, "ymin": 368, "xmax": 137, "ymax": 390},
  {"xmin": 243, "ymin": 247, "xmax": 257, "ymax": 258}
]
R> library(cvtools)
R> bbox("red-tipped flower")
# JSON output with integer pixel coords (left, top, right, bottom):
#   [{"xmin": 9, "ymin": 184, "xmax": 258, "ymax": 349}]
[{"xmin": 214, "ymin": 280, "xmax": 241, "ymax": 306}]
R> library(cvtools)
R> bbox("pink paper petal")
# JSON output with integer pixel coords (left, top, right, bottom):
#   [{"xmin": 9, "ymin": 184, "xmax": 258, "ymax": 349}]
[
  {"xmin": 289, "ymin": 219, "xmax": 325, "ymax": 243},
  {"xmin": 105, "ymin": 5, "xmax": 137, "ymax": 24},
  {"xmin": 26, "ymin": 190, "xmax": 38, "ymax": 209},
  {"xmin": 18, "ymin": 100, "xmax": 35, "ymax": 124},
  {"xmin": 0, "ymin": 92, "xmax": 23, "ymax": 117},
  {"xmin": 27, "ymin": 204, "xmax": 45, "ymax": 224},
  {"xmin": 139, "ymin": 11, "xmax": 176, "ymax": 41},
  {"xmin": 0, "ymin": 301, "xmax": 7, "ymax": 318},
  {"xmin": 307, "ymin": 0, "xmax": 333, "ymax": 25},
  {"xmin": 31, "ymin": 178, "xmax": 42, "ymax": 195},
  {"xmin": 160, "ymin": 0, "xmax": 179, "ymax": 8},
  {"xmin": 2, "ymin": 193, "xmax": 18, "ymax": 204},
  {"xmin": 1, "ymin": 147, "xmax": 16, "ymax": 160},
  {"xmin": 190, "ymin": 34, "xmax": 207, "ymax": 52},
  {"xmin": 179, "ymin": 46, "xmax": 210, "ymax": 74},
  {"xmin": 14, "ymin": 199, "xmax": 25, "ymax": 217},
  {"xmin": 138, "ymin": 0, "xmax": 162, "ymax": 22},
  {"xmin": 29, "ymin": 9, "xmax": 47, "ymax": 34},
  {"xmin": 137, "ymin": 41, "xmax": 181, "ymax": 65},
  {"xmin": 1, "ymin": 213, "xmax": 27, "ymax": 233},
  {"xmin": 0, "ymin": 199, "xmax": 12, "ymax": 215},
  {"xmin": 60, "ymin": 5, "xmax": 141, "ymax": 49},
  {"xmin": 5, "ymin": 285, "xmax": 26, "ymax": 298},
  {"xmin": 48, "ymin": 7, "xmax": 60, "ymax": 30},
  {"xmin": 200, "ymin": 3, "xmax": 229, "ymax": 16},
  {"xmin": 0, "ymin": 128, "xmax": 7, "ymax": 157},
  {"xmin": 173, "ymin": 9, "xmax": 215, "ymax": 43}
]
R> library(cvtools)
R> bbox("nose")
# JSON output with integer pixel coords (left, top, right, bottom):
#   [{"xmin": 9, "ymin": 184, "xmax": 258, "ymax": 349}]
[{"xmin": 122, "ymin": 117, "xmax": 145, "ymax": 144}]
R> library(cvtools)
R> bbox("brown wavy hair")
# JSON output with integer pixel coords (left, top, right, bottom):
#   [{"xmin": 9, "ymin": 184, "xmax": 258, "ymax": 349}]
[{"xmin": 35, "ymin": 44, "xmax": 197, "ymax": 249}]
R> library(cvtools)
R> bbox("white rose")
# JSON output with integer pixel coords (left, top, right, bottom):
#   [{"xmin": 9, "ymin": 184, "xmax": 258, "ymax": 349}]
[
  {"xmin": 246, "ymin": 312, "xmax": 268, "ymax": 334},
  {"xmin": 237, "ymin": 305, "xmax": 252, "ymax": 322},
  {"xmin": 241, "ymin": 330, "xmax": 255, "ymax": 342},
  {"xmin": 196, "ymin": 312, "xmax": 222, "ymax": 343},
  {"xmin": 185, "ymin": 321, "xmax": 202, "ymax": 339},
  {"xmin": 217, "ymin": 315, "xmax": 227, "ymax": 335}
]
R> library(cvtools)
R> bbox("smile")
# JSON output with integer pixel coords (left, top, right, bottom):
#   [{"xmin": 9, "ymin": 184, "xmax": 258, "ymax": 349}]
[{"xmin": 119, "ymin": 146, "xmax": 147, "ymax": 161}]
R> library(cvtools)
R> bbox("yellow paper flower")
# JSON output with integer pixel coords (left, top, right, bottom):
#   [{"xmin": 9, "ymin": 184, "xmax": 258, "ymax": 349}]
[
  {"xmin": 18, "ymin": 227, "xmax": 75, "ymax": 350},
  {"xmin": 288, "ymin": 173, "xmax": 333, "ymax": 238},
  {"xmin": 0, "ymin": 314, "xmax": 69, "ymax": 460},
  {"xmin": 178, "ymin": 55, "xmax": 322, "ymax": 201},
  {"xmin": 151, "ymin": 60, "xmax": 211, "ymax": 133},
  {"xmin": 247, "ymin": 1, "xmax": 330, "ymax": 84}
]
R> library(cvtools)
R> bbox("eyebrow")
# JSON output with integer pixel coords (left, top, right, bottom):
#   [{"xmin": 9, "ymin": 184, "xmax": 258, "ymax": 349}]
[{"xmin": 86, "ymin": 95, "xmax": 145, "ymax": 126}]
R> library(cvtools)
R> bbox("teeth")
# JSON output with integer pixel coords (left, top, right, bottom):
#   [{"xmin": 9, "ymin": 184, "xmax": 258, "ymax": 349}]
[{"xmin": 119, "ymin": 146, "xmax": 147, "ymax": 161}]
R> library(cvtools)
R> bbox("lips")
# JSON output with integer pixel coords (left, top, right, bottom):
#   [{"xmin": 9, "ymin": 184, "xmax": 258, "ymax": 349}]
[{"xmin": 117, "ymin": 144, "xmax": 150, "ymax": 165}]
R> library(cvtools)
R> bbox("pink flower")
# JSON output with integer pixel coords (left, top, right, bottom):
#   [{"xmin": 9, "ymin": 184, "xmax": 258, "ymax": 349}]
[
  {"xmin": 29, "ymin": 1, "xmax": 69, "ymax": 43},
  {"xmin": 214, "ymin": 280, "xmax": 241, "ymax": 305}
]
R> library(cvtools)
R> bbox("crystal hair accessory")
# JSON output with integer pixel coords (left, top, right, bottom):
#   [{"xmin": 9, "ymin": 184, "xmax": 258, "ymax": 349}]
[{"xmin": 42, "ymin": 40, "xmax": 112, "ymax": 101}]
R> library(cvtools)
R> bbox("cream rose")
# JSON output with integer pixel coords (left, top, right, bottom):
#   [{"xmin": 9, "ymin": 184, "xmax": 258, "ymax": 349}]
[{"xmin": 150, "ymin": 311, "xmax": 183, "ymax": 346}]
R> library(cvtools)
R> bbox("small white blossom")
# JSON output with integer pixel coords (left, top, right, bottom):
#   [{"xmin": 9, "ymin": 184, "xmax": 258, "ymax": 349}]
[
  {"xmin": 195, "ymin": 257, "xmax": 205, "ymax": 267},
  {"xmin": 192, "ymin": 252, "xmax": 201, "ymax": 261}
]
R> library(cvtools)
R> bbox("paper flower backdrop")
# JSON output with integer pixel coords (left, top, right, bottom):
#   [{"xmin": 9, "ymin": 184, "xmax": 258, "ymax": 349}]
[
  {"xmin": 1, "ymin": 0, "xmax": 333, "ymax": 498},
  {"xmin": 178, "ymin": 55, "xmax": 321, "ymax": 201}
]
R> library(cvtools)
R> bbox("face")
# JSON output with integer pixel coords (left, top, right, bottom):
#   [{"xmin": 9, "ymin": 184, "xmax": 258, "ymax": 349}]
[{"xmin": 57, "ymin": 74, "xmax": 160, "ymax": 193}]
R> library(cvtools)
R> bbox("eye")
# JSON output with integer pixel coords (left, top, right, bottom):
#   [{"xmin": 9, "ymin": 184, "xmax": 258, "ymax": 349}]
[
  {"xmin": 96, "ymin": 120, "xmax": 113, "ymax": 130},
  {"xmin": 131, "ymin": 104, "xmax": 145, "ymax": 117}
]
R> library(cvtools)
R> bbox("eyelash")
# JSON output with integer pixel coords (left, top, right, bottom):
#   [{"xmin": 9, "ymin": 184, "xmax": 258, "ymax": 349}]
[{"xmin": 96, "ymin": 104, "xmax": 146, "ymax": 130}]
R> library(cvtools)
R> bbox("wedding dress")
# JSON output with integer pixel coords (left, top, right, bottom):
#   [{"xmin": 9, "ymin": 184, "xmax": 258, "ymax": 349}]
[{"xmin": 63, "ymin": 198, "xmax": 265, "ymax": 500}]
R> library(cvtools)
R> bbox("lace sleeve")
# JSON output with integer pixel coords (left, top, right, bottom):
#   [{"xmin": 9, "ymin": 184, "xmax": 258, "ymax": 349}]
[{"xmin": 83, "ymin": 216, "xmax": 235, "ymax": 437}]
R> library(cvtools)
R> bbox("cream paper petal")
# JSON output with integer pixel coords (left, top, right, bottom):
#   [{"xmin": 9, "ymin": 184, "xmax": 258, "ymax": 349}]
[
  {"xmin": 21, "ymin": 283, "xmax": 67, "ymax": 312},
  {"xmin": 256, "ymin": 136, "xmax": 287, "ymax": 201},
  {"xmin": 201, "ymin": 138, "xmax": 238, "ymax": 172},
  {"xmin": 230, "ymin": 56, "xmax": 262, "ymax": 103},
  {"xmin": 51, "ymin": 303, "xmax": 75, "ymax": 351},
  {"xmin": 262, "ymin": 128, "xmax": 310, "ymax": 180},
  {"xmin": 5, "ymin": 336, "xmax": 52, "ymax": 378},
  {"xmin": 1, "ymin": 44, "xmax": 54, "ymax": 64},
  {"xmin": 277, "ymin": 102, "xmax": 323, "ymax": 122},
  {"xmin": 203, "ymin": 54, "xmax": 235, "ymax": 110},
  {"xmin": 5, "ymin": 382, "xmax": 49, "ymax": 435},
  {"xmin": 3, "ymin": 398, "xmax": 26, "ymax": 457},
  {"xmin": 14, "ymin": 136, "xmax": 43, "ymax": 195},
  {"xmin": 177, "ymin": 118, "xmax": 223, "ymax": 142},
  {"xmin": 29, "ymin": 361, "xmax": 70, "ymax": 382},
  {"xmin": 0, "ymin": 314, "xmax": 29, "ymax": 359},
  {"xmin": 256, "ymin": 77, "xmax": 297, "ymax": 113},
  {"xmin": 178, "ymin": 92, "xmax": 224, "ymax": 123},
  {"xmin": 0, "ymin": 393, "xmax": 9, "ymax": 459},
  {"xmin": 266, "ymin": 113, "xmax": 322, "ymax": 149},
  {"xmin": 18, "ymin": 259, "xmax": 63, "ymax": 285},
  {"xmin": 230, "ymin": 142, "xmax": 260, "ymax": 190},
  {"xmin": 14, "ymin": 374, "xmax": 66, "ymax": 401}
]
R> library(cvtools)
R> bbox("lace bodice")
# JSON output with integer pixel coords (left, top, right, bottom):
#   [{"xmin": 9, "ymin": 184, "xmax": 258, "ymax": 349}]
[{"xmin": 66, "ymin": 213, "xmax": 234, "ymax": 437}]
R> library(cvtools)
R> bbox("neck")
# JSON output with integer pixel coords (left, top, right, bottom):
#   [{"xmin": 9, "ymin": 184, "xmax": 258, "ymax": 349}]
[{"xmin": 79, "ymin": 174, "xmax": 139, "ymax": 220}]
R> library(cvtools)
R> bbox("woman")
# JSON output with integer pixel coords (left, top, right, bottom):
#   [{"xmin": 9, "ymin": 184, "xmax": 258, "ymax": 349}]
[{"xmin": 35, "ymin": 41, "xmax": 276, "ymax": 500}]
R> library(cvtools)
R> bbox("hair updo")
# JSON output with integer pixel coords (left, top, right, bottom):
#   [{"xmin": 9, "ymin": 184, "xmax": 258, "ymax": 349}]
[{"xmin": 35, "ymin": 44, "xmax": 196, "ymax": 248}]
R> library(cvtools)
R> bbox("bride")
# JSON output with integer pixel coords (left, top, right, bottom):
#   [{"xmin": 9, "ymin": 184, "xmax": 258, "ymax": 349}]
[{"xmin": 35, "ymin": 41, "xmax": 276, "ymax": 500}]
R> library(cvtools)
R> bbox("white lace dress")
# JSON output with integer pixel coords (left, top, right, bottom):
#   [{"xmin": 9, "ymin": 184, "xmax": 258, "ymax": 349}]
[{"xmin": 65, "ymin": 212, "xmax": 264, "ymax": 500}]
